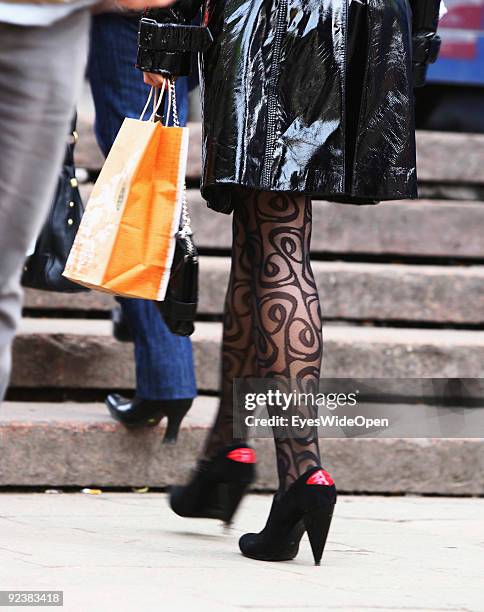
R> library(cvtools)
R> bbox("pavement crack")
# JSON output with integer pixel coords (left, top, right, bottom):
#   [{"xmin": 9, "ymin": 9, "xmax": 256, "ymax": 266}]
[
  {"xmin": 0, "ymin": 545, "xmax": 32, "ymax": 557},
  {"xmin": 70, "ymin": 527, "xmax": 99, "ymax": 535}
]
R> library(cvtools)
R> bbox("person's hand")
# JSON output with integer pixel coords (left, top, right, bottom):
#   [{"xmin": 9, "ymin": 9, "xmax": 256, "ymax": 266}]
[
  {"xmin": 144, "ymin": 72, "xmax": 169, "ymax": 88},
  {"xmin": 117, "ymin": 0, "xmax": 175, "ymax": 9}
]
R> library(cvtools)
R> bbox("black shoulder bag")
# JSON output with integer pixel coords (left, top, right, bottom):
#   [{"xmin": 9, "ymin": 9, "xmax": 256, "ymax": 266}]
[
  {"xmin": 155, "ymin": 79, "xmax": 199, "ymax": 336},
  {"xmin": 22, "ymin": 117, "xmax": 89, "ymax": 293}
]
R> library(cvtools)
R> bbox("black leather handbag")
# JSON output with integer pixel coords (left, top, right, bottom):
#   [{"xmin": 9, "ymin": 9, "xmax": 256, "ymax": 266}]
[
  {"xmin": 157, "ymin": 210, "xmax": 199, "ymax": 336},
  {"xmin": 22, "ymin": 117, "xmax": 89, "ymax": 293},
  {"xmin": 155, "ymin": 79, "xmax": 198, "ymax": 336}
]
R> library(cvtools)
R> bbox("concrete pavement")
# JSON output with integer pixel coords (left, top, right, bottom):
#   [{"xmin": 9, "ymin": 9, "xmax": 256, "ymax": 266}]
[{"xmin": 0, "ymin": 493, "xmax": 482, "ymax": 611}]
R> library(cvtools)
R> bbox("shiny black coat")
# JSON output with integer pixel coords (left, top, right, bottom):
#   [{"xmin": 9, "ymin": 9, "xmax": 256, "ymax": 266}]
[{"xmin": 139, "ymin": 1, "xmax": 442, "ymax": 214}]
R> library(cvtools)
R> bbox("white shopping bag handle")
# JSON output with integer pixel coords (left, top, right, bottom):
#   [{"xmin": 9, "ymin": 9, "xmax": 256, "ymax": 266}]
[
  {"xmin": 139, "ymin": 79, "xmax": 179, "ymax": 125},
  {"xmin": 139, "ymin": 79, "xmax": 167, "ymax": 122}
]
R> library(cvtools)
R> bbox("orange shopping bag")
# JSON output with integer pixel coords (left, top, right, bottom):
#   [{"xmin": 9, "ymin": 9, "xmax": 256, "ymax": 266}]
[{"xmin": 64, "ymin": 81, "xmax": 189, "ymax": 300}]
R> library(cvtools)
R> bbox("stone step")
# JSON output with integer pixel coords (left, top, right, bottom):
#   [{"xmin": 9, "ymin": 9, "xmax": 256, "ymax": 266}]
[
  {"xmin": 188, "ymin": 194, "xmax": 484, "ymax": 259},
  {"xmin": 76, "ymin": 118, "xmax": 484, "ymax": 185},
  {"xmin": 2, "ymin": 399, "xmax": 482, "ymax": 494},
  {"xmin": 24, "ymin": 286, "xmax": 115, "ymax": 312},
  {"xmin": 11, "ymin": 319, "xmax": 484, "ymax": 391},
  {"xmin": 24, "ymin": 258, "xmax": 484, "ymax": 325},
  {"xmin": 415, "ymin": 130, "xmax": 484, "ymax": 185},
  {"xmin": 78, "ymin": 184, "xmax": 484, "ymax": 258},
  {"xmin": 199, "ymin": 259, "xmax": 484, "ymax": 324}
]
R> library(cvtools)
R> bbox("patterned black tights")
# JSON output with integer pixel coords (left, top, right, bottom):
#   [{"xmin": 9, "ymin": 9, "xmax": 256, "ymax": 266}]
[{"xmin": 202, "ymin": 188, "xmax": 322, "ymax": 491}]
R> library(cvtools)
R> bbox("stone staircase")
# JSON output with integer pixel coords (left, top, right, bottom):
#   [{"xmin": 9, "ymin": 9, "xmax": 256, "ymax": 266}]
[{"xmin": 2, "ymin": 118, "xmax": 484, "ymax": 494}]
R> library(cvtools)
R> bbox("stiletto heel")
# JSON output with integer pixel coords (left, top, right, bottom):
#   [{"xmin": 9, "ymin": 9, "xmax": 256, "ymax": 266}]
[
  {"xmin": 105, "ymin": 395, "xmax": 193, "ymax": 441},
  {"xmin": 303, "ymin": 507, "xmax": 334, "ymax": 566},
  {"xmin": 239, "ymin": 467, "xmax": 336, "ymax": 564},
  {"xmin": 219, "ymin": 481, "xmax": 250, "ymax": 525},
  {"xmin": 162, "ymin": 400, "xmax": 192, "ymax": 444},
  {"xmin": 170, "ymin": 444, "xmax": 256, "ymax": 523}
]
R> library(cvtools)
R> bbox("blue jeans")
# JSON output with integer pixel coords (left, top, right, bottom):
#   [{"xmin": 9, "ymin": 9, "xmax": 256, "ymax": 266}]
[{"xmin": 87, "ymin": 13, "xmax": 196, "ymax": 401}]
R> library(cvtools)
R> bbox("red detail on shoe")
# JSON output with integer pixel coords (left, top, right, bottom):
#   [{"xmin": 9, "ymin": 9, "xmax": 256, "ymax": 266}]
[
  {"xmin": 227, "ymin": 448, "xmax": 256, "ymax": 464},
  {"xmin": 306, "ymin": 469, "xmax": 334, "ymax": 486}
]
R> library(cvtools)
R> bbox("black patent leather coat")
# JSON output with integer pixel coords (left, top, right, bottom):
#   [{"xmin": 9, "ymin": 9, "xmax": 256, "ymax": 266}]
[{"xmin": 140, "ymin": 0, "xmax": 442, "ymax": 213}]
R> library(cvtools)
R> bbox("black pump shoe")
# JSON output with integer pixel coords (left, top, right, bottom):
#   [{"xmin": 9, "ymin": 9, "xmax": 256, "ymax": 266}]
[
  {"xmin": 105, "ymin": 394, "xmax": 192, "ymax": 444},
  {"xmin": 239, "ymin": 466, "xmax": 336, "ymax": 566},
  {"xmin": 170, "ymin": 444, "xmax": 256, "ymax": 525}
]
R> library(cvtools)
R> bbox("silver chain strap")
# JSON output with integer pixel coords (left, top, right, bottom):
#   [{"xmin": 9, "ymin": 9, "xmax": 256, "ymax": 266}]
[{"xmin": 169, "ymin": 78, "xmax": 192, "ymax": 239}]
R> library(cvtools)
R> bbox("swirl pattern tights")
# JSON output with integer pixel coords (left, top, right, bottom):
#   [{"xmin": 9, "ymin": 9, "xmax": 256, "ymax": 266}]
[{"xmin": 202, "ymin": 188, "xmax": 322, "ymax": 492}]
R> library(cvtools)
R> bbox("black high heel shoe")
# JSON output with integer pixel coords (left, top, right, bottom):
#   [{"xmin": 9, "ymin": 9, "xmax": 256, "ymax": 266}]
[
  {"xmin": 111, "ymin": 306, "xmax": 134, "ymax": 343},
  {"xmin": 105, "ymin": 394, "xmax": 192, "ymax": 444},
  {"xmin": 239, "ymin": 466, "xmax": 336, "ymax": 566},
  {"xmin": 170, "ymin": 444, "xmax": 256, "ymax": 525}
]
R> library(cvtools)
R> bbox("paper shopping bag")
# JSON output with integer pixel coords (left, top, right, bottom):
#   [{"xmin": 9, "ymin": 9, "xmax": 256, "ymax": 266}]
[{"xmin": 63, "ymin": 109, "xmax": 189, "ymax": 300}]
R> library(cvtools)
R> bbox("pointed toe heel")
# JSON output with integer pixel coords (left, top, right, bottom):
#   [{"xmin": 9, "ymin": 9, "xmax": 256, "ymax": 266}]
[
  {"xmin": 105, "ymin": 395, "xmax": 193, "ymax": 440},
  {"xmin": 105, "ymin": 394, "xmax": 165, "ymax": 428},
  {"xmin": 239, "ymin": 467, "xmax": 336, "ymax": 565},
  {"xmin": 303, "ymin": 507, "xmax": 334, "ymax": 566},
  {"xmin": 219, "ymin": 480, "xmax": 251, "ymax": 525},
  {"xmin": 162, "ymin": 399, "xmax": 193, "ymax": 444}
]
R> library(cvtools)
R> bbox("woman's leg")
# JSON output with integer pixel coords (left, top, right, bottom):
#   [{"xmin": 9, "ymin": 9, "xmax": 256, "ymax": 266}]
[
  {"xmin": 202, "ymin": 210, "xmax": 257, "ymax": 459},
  {"xmin": 236, "ymin": 188, "xmax": 323, "ymax": 492}
]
